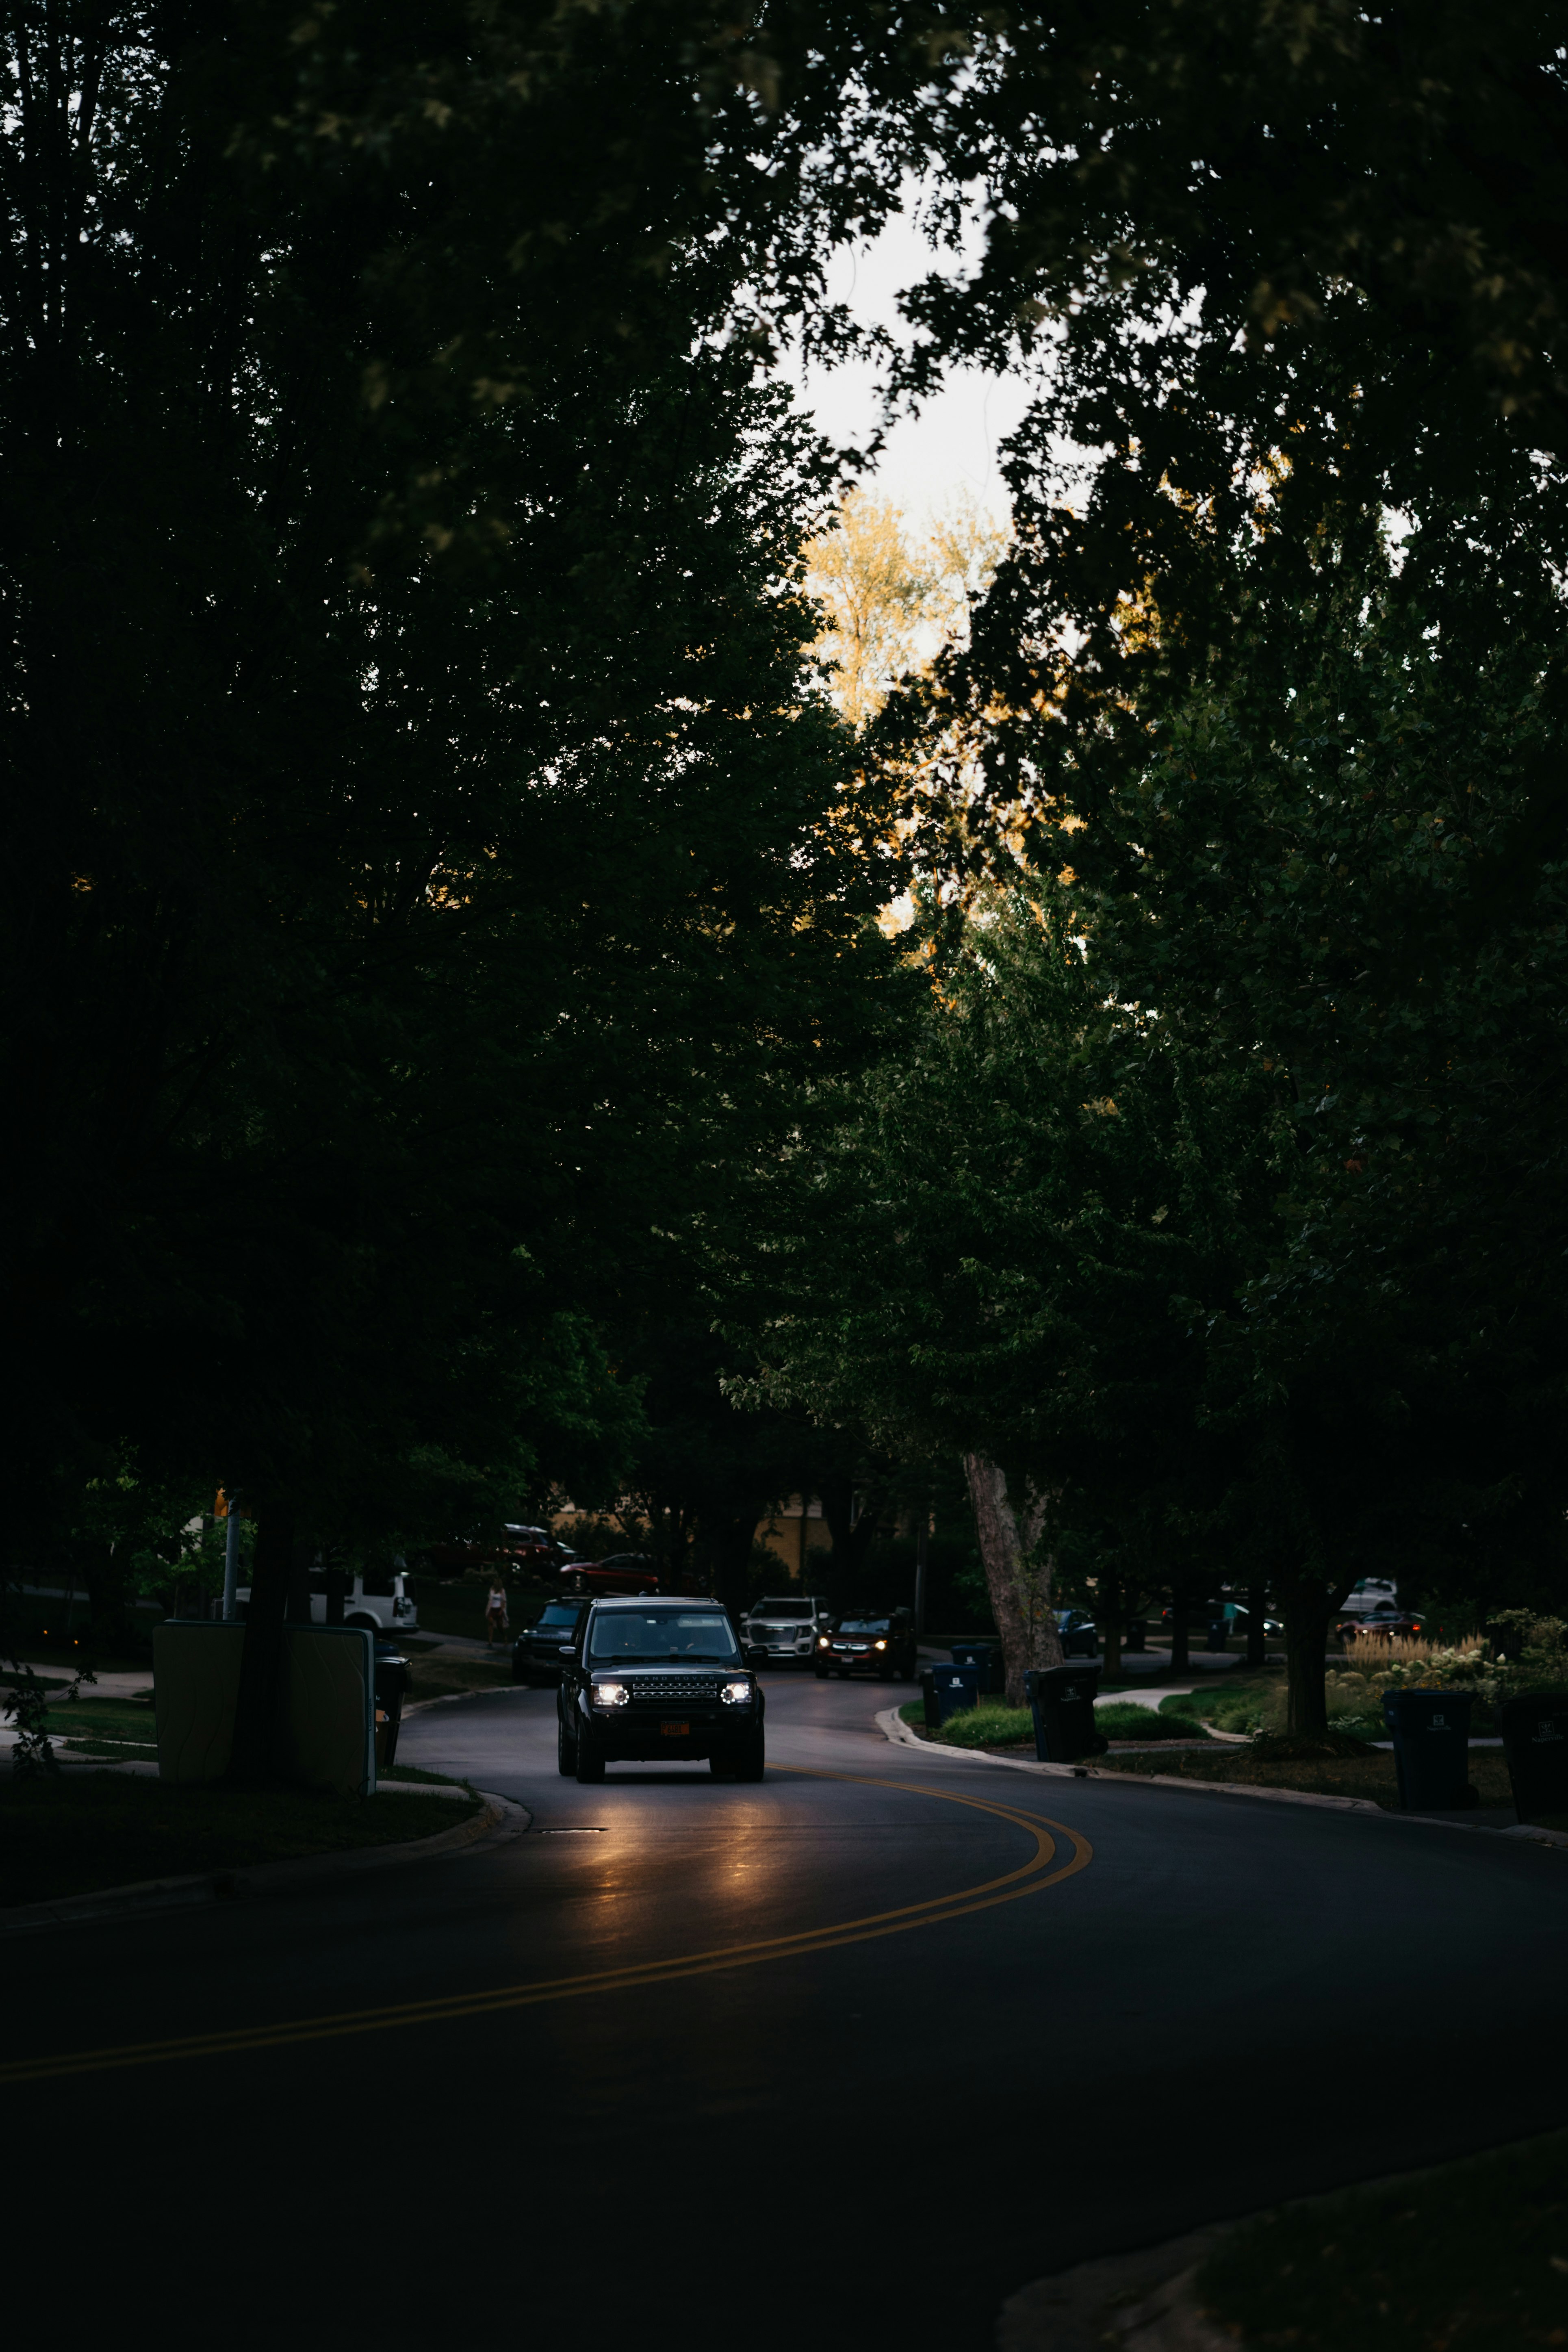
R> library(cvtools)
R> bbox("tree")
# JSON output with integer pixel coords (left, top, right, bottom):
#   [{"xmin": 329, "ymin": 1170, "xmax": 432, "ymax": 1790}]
[
  {"xmin": 805, "ymin": 488, "xmax": 1006, "ymax": 725},
  {"xmin": 729, "ymin": 877, "xmax": 1284, "ymax": 1703},
  {"xmin": 0, "ymin": 2, "xmax": 899, "ymax": 1762}
]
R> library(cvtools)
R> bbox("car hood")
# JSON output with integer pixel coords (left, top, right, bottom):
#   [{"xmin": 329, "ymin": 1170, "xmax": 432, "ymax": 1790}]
[{"xmin": 587, "ymin": 1659, "xmax": 744, "ymax": 1673}]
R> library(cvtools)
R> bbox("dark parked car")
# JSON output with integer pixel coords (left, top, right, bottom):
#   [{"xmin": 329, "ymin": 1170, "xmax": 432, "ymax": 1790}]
[
  {"xmin": 1338, "ymin": 1606, "xmax": 1425, "ymax": 1643},
  {"xmin": 813, "ymin": 1608, "xmax": 917, "ymax": 1681},
  {"xmin": 557, "ymin": 1597, "xmax": 766, "ymax": 1782},
  {"xmin": 512, "ymin": 1600, "xmax": 586, "ymax": 1684},
  {"xmin": 561, "ymin": 1553, "xmax": 662, "ymax": 1597},
  {"xmin": 1052, "ymin": 1608, "xmax": 1099, "ymax": 1658}
]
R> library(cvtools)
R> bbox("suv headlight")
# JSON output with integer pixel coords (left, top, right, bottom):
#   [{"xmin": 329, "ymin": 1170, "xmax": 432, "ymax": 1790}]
[
  {"xmin": 592, "ymin": 1681, "xmax": 630, "ymax": 1708},
  {"xmin": 720, "ymin": 1679, "xmax": 753, "ymax": 1706},
  {"xmin": 874, "ymin": 1639, "xmax": 887, "ymax": 1651},
  {"xmin": 816, "ymin": 1635, "xmax": 830, "ymax": 1649}
]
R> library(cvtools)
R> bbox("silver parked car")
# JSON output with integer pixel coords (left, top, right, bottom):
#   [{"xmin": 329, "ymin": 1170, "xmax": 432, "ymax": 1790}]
[{"xmin": 740, "ymin": 1593, "xmax": 833, "ymax": 1666}]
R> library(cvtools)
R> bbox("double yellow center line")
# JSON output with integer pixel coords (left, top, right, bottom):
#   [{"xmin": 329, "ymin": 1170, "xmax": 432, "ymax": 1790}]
[{"xmin": 0, "ymin": 1770, "xmax": 1092, "ymax": 2085}]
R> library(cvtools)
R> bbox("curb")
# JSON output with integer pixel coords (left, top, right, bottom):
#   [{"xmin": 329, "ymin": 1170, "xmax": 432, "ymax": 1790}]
[
  {"xmin": 874, "ymin": 1712, "xmax": 1568, "ymax": 1844},
  {"xmin": 402, "ymin": 1684, "xmax": 530, "ymax": 1718},
  {"xmin": 0, "ymin": 1789, "xmax": 530, "ymax": 1940},
  {"xmin": 998, "ymin": 2226, "xmax": 1236, "ymax": 2352}
]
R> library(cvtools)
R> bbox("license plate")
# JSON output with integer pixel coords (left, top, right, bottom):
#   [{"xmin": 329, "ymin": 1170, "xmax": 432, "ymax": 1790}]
[{"xmin": 661, "ymin": 1721, "xmax": 690, "ymax": 1737}]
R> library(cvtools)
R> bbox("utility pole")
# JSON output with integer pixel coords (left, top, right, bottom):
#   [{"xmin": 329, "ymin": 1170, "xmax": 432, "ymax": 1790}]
[
  {"xmin": 914, "ymin": 1514, "xmax": 930, "ymax": 1638},
  {"xmin": 221, "ymin": 1491, "xmax": 243, "ymax": 1621}
]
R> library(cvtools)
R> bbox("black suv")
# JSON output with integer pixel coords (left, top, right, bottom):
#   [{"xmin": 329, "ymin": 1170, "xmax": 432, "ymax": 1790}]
[
  {"xmin": 557, "ymin": 1597, "xmax": 766, "ymax": 1784},
  {"xmin": 512, "ymin": 1600, "xmax": 586, "ymax": 1685}
]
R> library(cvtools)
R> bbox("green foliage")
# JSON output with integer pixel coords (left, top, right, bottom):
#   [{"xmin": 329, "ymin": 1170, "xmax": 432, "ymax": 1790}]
[
  {"xmin": 0, "ymin": 5, "xmax": 898, "ymax": 1576},
  {"xmin": 2, "ymin": 1663, "xmax": 97, "ymax": 1777}
]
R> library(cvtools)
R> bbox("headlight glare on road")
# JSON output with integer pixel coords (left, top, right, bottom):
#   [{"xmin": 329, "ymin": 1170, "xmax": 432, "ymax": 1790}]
[
  {"xmin": 720, "ymin": 1679, "xmax": 753, "ymax": 1705},
  {"xmin": 592, "ymin": 1680, "xmax": 630, "ymax": 1708}
]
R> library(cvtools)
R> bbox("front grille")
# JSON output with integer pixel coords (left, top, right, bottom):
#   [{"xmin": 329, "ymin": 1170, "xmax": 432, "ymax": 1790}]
[{"xmin": 627, "ymin": 1674, "xmax": 725, "ymax": 1702}]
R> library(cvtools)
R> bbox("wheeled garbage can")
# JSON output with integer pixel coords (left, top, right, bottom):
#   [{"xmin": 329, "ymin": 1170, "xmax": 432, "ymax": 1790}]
[
  {"xmin": 373, "ymin": 1645, "xmax": 411, "ymax": 1768},
  {"xmin": 1499, "ymin": 1688, "xmax": 1568, "ymax": 1828},
  {"xmin": 948, "ymin": 1639, "xmax": 1006, "ymax": 1694},
  {"xmin": 1026, "ymin": 1663, "xmax": 1108, "ymax": 1763},
  {"xmin": 926, "ymin": 1662, "xmax": 984, "ymax": 1727},
  {"xmin": 1381, "ymin": 1688, "xmax": 1477, "ymax": 1811}
]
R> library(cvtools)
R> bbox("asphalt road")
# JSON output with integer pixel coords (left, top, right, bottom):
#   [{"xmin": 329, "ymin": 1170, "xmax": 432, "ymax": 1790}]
[{"xmin": 7, "ymin": 1673, "xmax": 1568, "ymax": 2350}]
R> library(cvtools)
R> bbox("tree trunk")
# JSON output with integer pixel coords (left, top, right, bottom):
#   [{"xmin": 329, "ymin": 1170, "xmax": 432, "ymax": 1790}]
[
  {"xmin": 1245, "ymin": 1582, "xmax": 1268, "ymax": 1671},
  {"xmin": 962, "ymin": 1453, "xmax": 1063, "ymax": 1707},
  {"xmin": 819, "ymin": 1472, "xmax": 878, "ymax": 1595},
  {"xmin": 88, "ymin": 1543, "xmax": 132, "ymax": 1658},
  {"xmin": 694, "ymin": 1508, "xmax": 763, "ymax": 1622},
  {"xmin": 1169, "ymin": 1589, "xmax": 1190, "ymax": 1675},
  {"xmin": 1099, "ymin": 1572, "xmax": 1122, "ymax": 1684},
  {"xmin": 1280, "ymin": 1580, "xmax": 1332, "ymax": 1734},
  {"xmin": 232, "ymin": 1506, "xmax": 295, "ymax": 1784}
]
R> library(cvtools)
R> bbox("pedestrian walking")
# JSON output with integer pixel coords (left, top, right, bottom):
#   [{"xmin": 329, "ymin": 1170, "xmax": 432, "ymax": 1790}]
[{"xmin": 486, "ymin": 1578, "xmax": 509, "ymax": 1646}]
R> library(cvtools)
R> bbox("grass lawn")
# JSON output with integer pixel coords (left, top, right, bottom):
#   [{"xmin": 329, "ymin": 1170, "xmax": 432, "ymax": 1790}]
[
  {"xmin": 40, "ymin": 1695, "xmax": 158, "ymax": 1760},
  {"xmin": 0, "ymin": 1771, "xmax": 483, "ymax": 1906},
  {"xmin": 1197, "ymin": 2129, "xmax": 1568, "ymax": 2351},
  {"xmin": 896, "ymin": 1697, "xmax": 1213, "ymax": 1749},
  {"xmin": 406, "ymin": 1651, "xmax": 517, "ymax": 1701},
  {"xmin": 1092, "ymin": 1745, "xmax": 1518, "ymax": 1808}
]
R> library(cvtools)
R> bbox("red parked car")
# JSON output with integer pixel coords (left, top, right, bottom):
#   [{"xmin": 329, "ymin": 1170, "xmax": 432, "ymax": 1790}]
[
  {"xmin": 412, "ymin": 1525, "xmax": 576, "ymax": 1577},
  {"xmin": 561, "ymin": 1552, "xmax": 663, "ymax": 1597}
]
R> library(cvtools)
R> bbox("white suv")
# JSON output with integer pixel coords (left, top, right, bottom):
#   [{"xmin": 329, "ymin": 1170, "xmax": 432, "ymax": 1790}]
[
  {"xmin": 231, "ymin": 1569, "xmax": 419, "ymax": 1635},
  {"xmin": 741, "ymin": 1594, "xmax": 833, "ymax": 1665},
  {"xmin": 1338, "ymin": 1578, "xmax": 1398, "ymax": 1622}
]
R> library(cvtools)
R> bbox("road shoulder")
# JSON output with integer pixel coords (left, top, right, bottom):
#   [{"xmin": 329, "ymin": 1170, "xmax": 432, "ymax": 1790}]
[
  {"xmin": 0, "ymin": 1788, "xmax": 530, "ymax": 1940},
  {"xmin": 874, "ymin": 1708, "xmax": 1568, "ymax": 1846}
]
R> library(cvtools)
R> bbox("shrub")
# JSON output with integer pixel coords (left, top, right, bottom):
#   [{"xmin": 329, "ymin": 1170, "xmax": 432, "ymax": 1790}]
[
  {"xmin": 1341, "ymin": 1633, "xmax": 1483, "ymax": 1671},
  {"xmin": 1481, "ymin": 1614, "xmax": 1568, "ymax": 1710}
]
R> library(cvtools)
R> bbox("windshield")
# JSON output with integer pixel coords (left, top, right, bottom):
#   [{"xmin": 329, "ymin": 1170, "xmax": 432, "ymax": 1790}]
[
  {"xmin": 752, "ymin": 1599, "xmax": 810, "ymax": 1619},
  {"xmin": 588, "ymin": 1610, "xmax": 740, "ymax": 1664},
  {"xmin": 837, "ymin": 1617, "xmax": 891, "ymax": 1634},
  {"xmin": 537, "ymin": 1605, "xmax": 581, "ymax": 1629}
]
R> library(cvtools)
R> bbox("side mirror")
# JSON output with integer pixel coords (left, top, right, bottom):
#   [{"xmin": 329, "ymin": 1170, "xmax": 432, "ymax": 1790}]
[
  {"xmin": 561, "ymin": 1646, "xmax": 579, "ymax": 1661},
  {"xmin": 745, "ymin": 1645, "xmax": 768, "ymax": 1669}
]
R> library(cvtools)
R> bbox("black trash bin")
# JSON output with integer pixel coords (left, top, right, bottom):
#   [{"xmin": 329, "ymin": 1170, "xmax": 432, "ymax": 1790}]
[
  {"xmin": 1026, "ymin": 1664, "xmax": 1108, "ymax": 1763},
  {"xmin": 925, "ymin": 1661, "xmax": 984, "ymax": 1726},
  {"xmin": 374, "ymin": 1645, "xmax": 411, "ymax": 1768},
  {"xmin": 1381, "ymin": 1688, "xmax": 1478, "ymax": 1811},
  {"xmin": 948, "ymin": 1639, "xmax": 1006, "ymax": 1694},
  {"xmin": 1499, "ymin": 1688, "xmax": 1568, "ymax": 1827}
]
